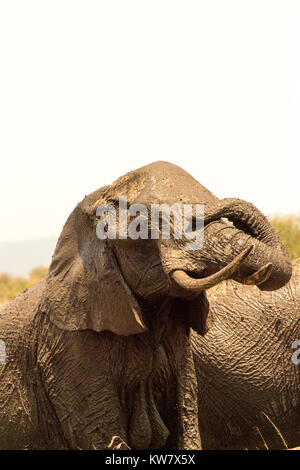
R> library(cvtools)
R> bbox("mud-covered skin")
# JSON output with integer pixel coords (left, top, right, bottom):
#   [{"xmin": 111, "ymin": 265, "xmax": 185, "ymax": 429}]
[
  {"xmin": 0, "ymin": 282, "xmax": 67, "ymax": 449},
  {"xmin": 193, "ymin": 259, "xmax": 300, "ymax": 450},
  {"xmin": 0, "ymin": 285, "xmax": 198, "ymax": 449},
  {"xmin": 0, "ymin": 161, "xmax": 292, "ymax": 449}
]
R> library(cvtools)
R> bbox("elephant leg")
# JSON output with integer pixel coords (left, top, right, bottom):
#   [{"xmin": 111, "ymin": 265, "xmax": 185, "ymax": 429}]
[{"xmin": 37, "ymin": 325, "xmax": 129, "ymax": 449}]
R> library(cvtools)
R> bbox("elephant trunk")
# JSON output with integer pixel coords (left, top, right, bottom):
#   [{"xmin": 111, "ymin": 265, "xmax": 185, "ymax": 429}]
[
  {"xmin": 202, "ymin": 198, "xmax": 292, "ymax": 290},
  {"xmin": 173, "ymin": 245, "xmax": 272, "ymax": 292},
  {"xmin": 204, "ymin": 198, "xmax": 286, "ymax": 252}
]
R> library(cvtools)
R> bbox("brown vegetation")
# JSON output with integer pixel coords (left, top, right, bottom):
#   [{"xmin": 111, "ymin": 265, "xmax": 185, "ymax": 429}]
[
  {"xmin": 0, "ymin": 266, "xmax": 48, "ymax": 308},
  {"xmin": 270, "ymin": 215, "xmax": 300, "ymax": 260}
]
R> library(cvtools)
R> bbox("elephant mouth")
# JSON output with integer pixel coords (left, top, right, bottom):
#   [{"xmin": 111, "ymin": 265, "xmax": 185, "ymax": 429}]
[{"xmin": 172, "ymin": 245, "xmax": 273, "ymax": 293}]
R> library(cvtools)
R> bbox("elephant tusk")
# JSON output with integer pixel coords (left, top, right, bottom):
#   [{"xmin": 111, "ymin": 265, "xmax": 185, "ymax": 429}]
[
  {"xmin": 172, "ymin": 245, "xmax": 254, "ymax": 292},
  {"xmin": 239, "ymin": 262, "xmax": 273, "ymax": 286}
]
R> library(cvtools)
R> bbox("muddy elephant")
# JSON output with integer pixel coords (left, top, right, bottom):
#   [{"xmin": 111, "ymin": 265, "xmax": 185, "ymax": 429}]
[
  {"xmin": 193, "ymin": 258, "xmax": 300, "ymax": 450},
  {"xmin": 0, "ymin": 161, "xmax": 292, "ymax": 449}
]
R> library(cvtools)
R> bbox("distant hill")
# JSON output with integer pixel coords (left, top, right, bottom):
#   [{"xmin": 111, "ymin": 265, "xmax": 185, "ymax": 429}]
[{"xmin": 0, "ymin": 238, "xmax": 57, "ymax": 276}]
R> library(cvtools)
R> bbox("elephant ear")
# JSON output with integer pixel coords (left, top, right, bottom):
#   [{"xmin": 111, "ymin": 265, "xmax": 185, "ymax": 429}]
[{"xmin": 39, "ymin": 188, "xmax": 147, "ymax": 336}]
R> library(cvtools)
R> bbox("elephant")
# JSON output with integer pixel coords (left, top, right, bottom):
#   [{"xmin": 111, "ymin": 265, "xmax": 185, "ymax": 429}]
[
  {"xmin": 0, "ymin": 161, "xmax": 292, "ymax": 450},
  {"xmin": 193, "ymin": 257, "xmax": 300, "ymax": 450}
]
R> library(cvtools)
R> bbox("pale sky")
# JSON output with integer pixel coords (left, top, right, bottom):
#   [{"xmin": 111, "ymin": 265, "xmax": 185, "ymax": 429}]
[{"xmin": 0, "ymin": 0, "xmax": 299, "ymax": 244}]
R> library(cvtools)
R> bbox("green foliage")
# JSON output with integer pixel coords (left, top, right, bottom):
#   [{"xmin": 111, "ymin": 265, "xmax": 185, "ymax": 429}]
[
  {"xmin": 0, "ymin": 266, "xmax": 48, "ymax": 308},
  {"xmin": 270, "ymin": 215, "xmax": 300, "ymax": 260}
]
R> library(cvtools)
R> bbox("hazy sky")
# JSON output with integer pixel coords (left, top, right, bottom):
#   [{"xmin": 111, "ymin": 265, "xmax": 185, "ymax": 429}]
[{"xmin": 0, "ymin": 1, "xmax": 299, "ymax": 243}]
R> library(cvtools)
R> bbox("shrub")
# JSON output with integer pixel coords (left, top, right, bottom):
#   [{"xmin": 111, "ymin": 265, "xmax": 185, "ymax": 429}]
[
  {"xmin": 0, "ymin": 266, "xmax": 48, "ymax": 307},
  {"xmin": 270, "ymin": 215, "xmax": 300, "ymax": 260}
]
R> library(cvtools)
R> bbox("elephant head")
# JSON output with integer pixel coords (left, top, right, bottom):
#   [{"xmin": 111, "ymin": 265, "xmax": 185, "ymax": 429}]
[
  {"xmin": 40, "ymin": 161, "xmax": 291, "ymax": 337},
  {"xmin": 37, "ymin": 161, "xmax": 292, "ymax": 450}
]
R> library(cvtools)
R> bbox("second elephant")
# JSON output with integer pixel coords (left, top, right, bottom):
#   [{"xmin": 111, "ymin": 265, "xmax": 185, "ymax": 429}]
[{"xmin": 193, "ymin": 259, "xmax": 300, "ymax": 449}]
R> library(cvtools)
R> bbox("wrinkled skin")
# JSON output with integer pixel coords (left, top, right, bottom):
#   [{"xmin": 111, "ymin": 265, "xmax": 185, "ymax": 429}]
[
  {"xmin": 193, "ymin": 259, "xmax": 300, "ymax": 449},
  {"xmin": 0, "ymin": 161, "xmax": 292, "ymax": 449}
]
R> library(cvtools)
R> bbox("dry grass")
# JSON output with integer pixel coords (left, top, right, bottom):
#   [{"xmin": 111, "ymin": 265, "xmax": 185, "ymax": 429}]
[
  {"xmin": 252, "ymin": 413, "xmax": 300, "ymax": 450},
  {"xmin": 0, "ymin": 266, "xmax": 48, "ymax": 308},
  {"xmin": 260, "ymin": 412, "xmax": 288, "ymax": 449},
  {"xmin": 108, "ymin": 436, "xmax": 131, "ymax": 450},
  {"xmin": 270, "ymin": 214, "xmax": 300, "ymax": 260}
]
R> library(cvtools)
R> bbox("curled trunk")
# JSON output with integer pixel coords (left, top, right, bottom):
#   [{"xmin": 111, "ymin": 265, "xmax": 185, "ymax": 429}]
[{"xmin": 202, "ymin": 198, "xmax": 292, "ymax": 290}]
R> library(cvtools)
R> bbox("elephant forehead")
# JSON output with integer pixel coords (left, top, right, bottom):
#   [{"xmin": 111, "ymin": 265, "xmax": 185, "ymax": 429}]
[{"xmin": 108, "ymin": 161, "xmax": 217, "ymax": 206}]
